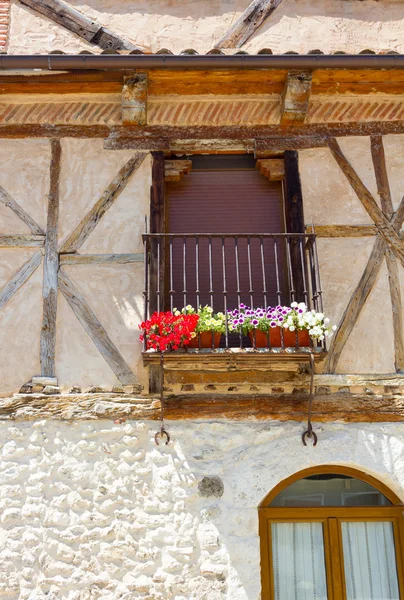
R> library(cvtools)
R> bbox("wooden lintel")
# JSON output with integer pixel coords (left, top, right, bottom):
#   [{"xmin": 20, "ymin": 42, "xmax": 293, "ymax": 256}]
[
  {"xmin": 19, "ymin": 0, "xmax": 138, "ymax": 51},
  {"xmin": 122, "ymin": 73, "xmax": 148, "ymax": 126},
  {"xmin": 281, "ymin": 71, "xmax": 313, "ymax": 127},
  {"xmin": 307, "ymin": 225, "xmax": 377, "ymax": 238},
  {"xmin": 256, "ymin": 158, "xmax": 284, "ymax": 180},
  {"xmin": 255, "ymin": 136, "xmax": 328, "ymax": 155},
  {"xmin": 2, "ymin": 390, "xmax": 404, "ymax": 423},
  {"xmin": 0, "ymin": 234, "xmax": 45, "ymax": 247},
  {"xmin": 59, "ymin": 253, "xmax": 144, "ymax": 265},
  {"xmin": 5, "ymin": 120, "xmax": 404, "ymax": 141}
]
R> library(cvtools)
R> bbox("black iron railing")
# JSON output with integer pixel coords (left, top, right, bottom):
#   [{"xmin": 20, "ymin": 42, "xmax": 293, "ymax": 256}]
[{"xmin": 142, "ymin": 232, "xmax": 325, "ymax": 351}]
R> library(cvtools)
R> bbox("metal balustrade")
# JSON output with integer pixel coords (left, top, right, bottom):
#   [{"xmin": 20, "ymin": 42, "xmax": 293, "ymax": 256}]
[{"xmin": 142, "ymin": 232, "xmax": 325, "ymax": 351}]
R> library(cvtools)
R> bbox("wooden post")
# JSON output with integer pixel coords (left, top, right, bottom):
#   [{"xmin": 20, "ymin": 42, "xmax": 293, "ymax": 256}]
[
  {"xmin": 283, "ymin": 151, "xmax": 306, "ymax": 302},
  {"xmin": 40, "ymin": 139, "xmax": 61, "ymax": 377},
  {"xmin": 149, "ymin": 152, "xmax": 166, "ymax": 315}
]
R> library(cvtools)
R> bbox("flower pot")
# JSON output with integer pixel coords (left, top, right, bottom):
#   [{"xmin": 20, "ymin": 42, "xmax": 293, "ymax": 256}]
[
  {"xmin": 249, "ymin": 328, "xmax": 281, "ymax": 348},
  {"xmin": 283, "ymin": 328, "xmax": 311, "ymax": 348},
  {"xmin": 188, "ymin": 331, "xmax": 222, "ymax": 348}
]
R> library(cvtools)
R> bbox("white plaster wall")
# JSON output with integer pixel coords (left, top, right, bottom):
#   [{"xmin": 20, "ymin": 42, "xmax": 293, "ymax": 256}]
[
  {"xmin": 8, "ymin": 0, "xmax": 404, "ymax": 55},
  {"xmin": 0, "ymin": 418, "xmax": 403, "ymax": 599}
]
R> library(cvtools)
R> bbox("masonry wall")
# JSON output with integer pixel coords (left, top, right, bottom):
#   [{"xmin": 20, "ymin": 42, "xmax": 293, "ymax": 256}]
[
  {"xmin": 7, "ymin": 0, "xmax": 404, "ymax": 55},
  {"xmin": 0, "ymin": 418, "xmax": 403, "ymax": 600}
]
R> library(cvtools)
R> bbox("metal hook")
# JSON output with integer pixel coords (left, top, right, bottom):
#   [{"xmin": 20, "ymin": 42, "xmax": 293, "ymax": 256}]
[
  {"xmin": 155, "ymin": 427, "xmax": 170, "ymax": 446},
  {"xmin": 155, "ymin": 353, "xmax": 170, "ymax": 446},
  {"xmin": 302, "ymin": 353, "xmax": 318, "ymax": 446}
]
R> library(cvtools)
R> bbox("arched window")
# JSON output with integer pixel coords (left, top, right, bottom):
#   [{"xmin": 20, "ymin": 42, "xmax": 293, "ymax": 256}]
[{"xmin": 259, "ymin": 466, "xmax": 404, "ymax": 600}]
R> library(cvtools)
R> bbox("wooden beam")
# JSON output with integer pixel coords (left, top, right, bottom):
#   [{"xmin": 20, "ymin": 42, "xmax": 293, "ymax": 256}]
[
  {"xmin": 122, "ymin": 74, "xmax": 148, "ymax": 126},
  {"xmin": 58, "ymin": 269, "xmax": 137, "ymax": 385},
  {"xmin": 307, "ymin": 225, "xmax": 377, "ymax": 238},
  {"xmin": 284, "ymin": 151, "xmax": 306, "ymax": 302},
  {"xmin": 149, "ymin": 152, "xmax": 166, "ymax": 314},
  {"xmin": 6, "ymin": 120, "xmax": 404, "ymax": 142},
  {"xmin": 325, "ymin": 198, "xmax": 404, "ymax": 373},
  {"xmin": 104, "ymin": 136, "xmax": 170, "ymax": 151},
  {"xmin": 371, "ymin": 135, "xmax": 404, "ymax": 372},
  {"xmin": 0, "ymin": 186, "xmax": 45, "ymax": 235},
  {"xmin": 0, "ymin": 251, "xmax": 42, "ymax": 310},
  {"xmin": 40, "ymin": 139, "xmax": 61, "ymax": 378},
  {"xmin": 0, "ymin": 234, "xmax": 45, "ymax": 247},
  {"xmin": 255, "ymin": 136, "xmax": 328, "ymax": 155},
  {"xmin": 256, "ymin": 158, "xmax": 284, "ymax": 180},
  {"xmin": 19, "ymin": 0, "xmax": 138, "ymax": 51},
  {"xmin": 60, "ymin": 153, "xmax": 146, "ymax": 254},
  {"xmin": 281, "ymin": 71, "xmax": 313, "ymax": 127},
  {"xmin": 328, "ymin": 138, "xmax": 404, "ymax": 269},
  {"xmin": 3, "ymin": 390, "xmax": 404, "ymax": 423},
  {"xmin": 214, "ymin": 0, "xmax": 283, "ymax": 48},
  {"xmin": 60, "ymin": 253, "xmax": 144, "ymax": 265},
  {"xmin": 164, "ymin": 159, "xmax": 192, "ymax": 182}
]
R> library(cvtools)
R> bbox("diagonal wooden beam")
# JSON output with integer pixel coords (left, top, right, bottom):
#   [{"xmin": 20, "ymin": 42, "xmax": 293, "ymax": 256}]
[
  {"xmin": 215, "ymin": 0, "xmax": 283, "ymax": 48},
  {"xmin": 328, "ymin": 138, "xmax": 404, "ymax": 269},
  {"xmin": 60, "ymin": 153, "xmax": 147, "ymax": 254},
  {"xmin": 0, "ymin": 186, "xmax": 45, "ymax": 235},
  {"xmin": 371, "ymin": 135, "xmax": 404, "ymax": 372},
  {"xmin": 58, "ymin": 269, "xmax": 137, "ymax": 385},
  {"xmin": 0, "ymin": 251, "xmax": 42, "ymax": 310},
  {"xmin": 40, "ymin": 139, "xmax": 61, "ymax": 378},
  {"xmin": 19, "ymin": 0, "xmax": 139, "ymax": 52},
  {"xmin": 325, "ymin": 198, "xmax": 404, "ymax": 373}
]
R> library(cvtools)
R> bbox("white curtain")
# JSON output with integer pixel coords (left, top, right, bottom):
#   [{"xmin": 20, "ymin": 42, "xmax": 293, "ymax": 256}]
[
  {"xmin": 271, "ymin": 522, "xmax": 328, "ymax": 600},
  {"xmin": 341, "ymin": 521, "xmax": 400, "ymax": 600}
]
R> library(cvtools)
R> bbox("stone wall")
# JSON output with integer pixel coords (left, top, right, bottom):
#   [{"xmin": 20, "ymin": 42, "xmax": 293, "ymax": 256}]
[
  {"xmin": 7, "ymin": 0, "xmax": 404, "ymax": 55},
  {"xmin": 0, "ymin": 418, "xmax": 403, "ymax": 599}
]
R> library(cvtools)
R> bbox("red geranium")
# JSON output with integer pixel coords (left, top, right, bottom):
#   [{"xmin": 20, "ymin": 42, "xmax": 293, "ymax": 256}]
[{"xmin": 139, "ymin": 311, "xmax": 199, "ymax": 352}]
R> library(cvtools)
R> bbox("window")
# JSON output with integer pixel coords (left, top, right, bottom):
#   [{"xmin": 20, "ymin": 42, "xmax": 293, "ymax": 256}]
[
  {"xmin": 144, "ymin": 152, "xmax": 324, "ymax": 350},
  {"xmin": 259, "ymin": 466, "xmax": 404, "ymax": 600}
]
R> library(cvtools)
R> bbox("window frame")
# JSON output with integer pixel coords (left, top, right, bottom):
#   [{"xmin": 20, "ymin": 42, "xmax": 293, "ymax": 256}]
[{"xmin": 259, "ymin": 466, "xmax": 404, "ymax": 600}]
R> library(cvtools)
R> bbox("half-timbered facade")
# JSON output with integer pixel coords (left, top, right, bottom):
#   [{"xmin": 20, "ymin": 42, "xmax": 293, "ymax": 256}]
[{"xmin": 2, "ymin": 2, "xmax": 404, "ymax": 599}]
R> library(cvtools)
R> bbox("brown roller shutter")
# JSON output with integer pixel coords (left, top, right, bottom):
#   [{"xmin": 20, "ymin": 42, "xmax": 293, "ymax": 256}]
[{"xmin": 167, "ymin": 158, "xmax": 284, "ymax": 313}]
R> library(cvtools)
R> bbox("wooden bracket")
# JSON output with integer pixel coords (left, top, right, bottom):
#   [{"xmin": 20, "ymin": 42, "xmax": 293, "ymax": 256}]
[
  {"xmin": 164, "ymin": 159, "xmax": 192, "ymax": 182},
  {"xmin": 281, "ymin": 71, "xmax": 313, "ymax": 127},
  {"xmin": 122, "ymin": 73, "xmax": 148, "ymax": 125},
  {"xmin": 256, "ymin": 158, "xmax": 285, "ymax": 180}
]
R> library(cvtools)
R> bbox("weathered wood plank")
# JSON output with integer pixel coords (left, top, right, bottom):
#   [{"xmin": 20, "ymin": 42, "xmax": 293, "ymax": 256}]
[
  {"xmin": 59, "ymin": 253, "xmax": 144, "ymax": 265},
  {"xmin": 328, "ymin": 138, "xmax": 404, "ymax": 268},
  {"xmin": 215, "ymin": 0, "xmax": 283, "ymax": 48},
  {"xmin": 371, "ymin": 135, "xmax": 404, "ymax": 372},
  {"xmin": 19, "ymin": 0, "xmax": 138, "ymax": 51},
  {"xmin": 0, "ymin": 186, "xmax": 45, "ymax": 235},
  {"xmin": 284, "ymin": 151, "xmax": 306, "ymax": 302},
  {"xmin": 104, "ymin": 136, "xmax": 170, "ymax": 151},
  {"xmin": 0, "ymin": 251, "xmax": 42, "ymax": 310},
  {"xmin": 2, "ymin": 391, "xmax": 404, "ymax": 423},
  {"xmin": 307, "ymin": 225, "xmax": 377, "ymax": 237},
  {"xmin": 60, "ymin": 153, "xmax": 147, "ymax": 254},
  {"xmin": 122, "ymin": 74, "xmax": 148, "ymax": 126},
  {"xmin": 281, "ymin": 71, "xmax": 312, "ymax": 127},
  {"xmin": 40, "ymin": 139, "xmax": 61, "ymax": 378},
  {"xmin": 149, "ymin": 152, "xmax": 166, "ymax": 314},
  {"xmin": 0, "ymin": 234, "xmax": 45, "ymax": 247},
  {"xmin": 58, "ymin": 269, "xmax": 137, "ymax": 384}
]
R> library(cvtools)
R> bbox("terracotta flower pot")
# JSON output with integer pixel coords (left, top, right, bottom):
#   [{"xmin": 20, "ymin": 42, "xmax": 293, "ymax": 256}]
[
  {"xmin": 188, "ymin": 331, "xmax": 222, "ymax": 348},
  {"xmin": 249, "ymin": 328, "xmax": 281, "ymax": 348},
  {"xmin": 283, "ymin": 328, "xmax": 311, "ymax": 348}
]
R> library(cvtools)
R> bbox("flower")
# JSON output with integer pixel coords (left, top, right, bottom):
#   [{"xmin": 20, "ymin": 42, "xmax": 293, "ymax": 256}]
[{"xmin": 139, "ymin": 311, "xmax": 199, "ymax": 352}]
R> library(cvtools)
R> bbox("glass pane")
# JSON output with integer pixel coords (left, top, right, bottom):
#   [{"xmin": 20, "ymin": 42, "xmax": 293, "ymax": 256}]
[
  {"xmin": 271, "ymin": 522, "xmax": 328, "ymax": 600},
  {"xmin": 341, "ymin": 521, "xmax": 400, "ymax": 600},
  {"xmin": 270, "ymin": 474, "xmax": 392, "ymax": 507}
]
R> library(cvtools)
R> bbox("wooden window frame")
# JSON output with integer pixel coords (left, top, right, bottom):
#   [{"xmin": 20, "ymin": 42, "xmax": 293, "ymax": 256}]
[{"xmin": 259, "ymin": 466, "xmax": 404, "ymax": 600}]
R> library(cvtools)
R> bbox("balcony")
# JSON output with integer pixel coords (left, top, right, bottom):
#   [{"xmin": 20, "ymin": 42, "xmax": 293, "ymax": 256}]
[{"xmin": 142, "ymin": 232, "xmax": 325, "ymax": 351}]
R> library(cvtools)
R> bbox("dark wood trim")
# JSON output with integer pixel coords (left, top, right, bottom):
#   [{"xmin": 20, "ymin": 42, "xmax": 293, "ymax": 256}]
[
  {"xmin": 149, "ymin": 151, "xmax": 166, "ymax": 314},
  {"xmin": 40, "ymin": 139, "xmax": 61, "ymax": 377},
  {"xmin": 283, "ymin": 151, "xmax": 306, "ymax": 302}
]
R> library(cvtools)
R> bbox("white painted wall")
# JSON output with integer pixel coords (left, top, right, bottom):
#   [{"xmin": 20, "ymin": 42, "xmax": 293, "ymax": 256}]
[
  {"xmin": 0, "ymin": 418, "xmax": 403, "ymax": 599},
  {"xmin": 8, "ymin": 0, "xmax": 404, "ymax": 55}
]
